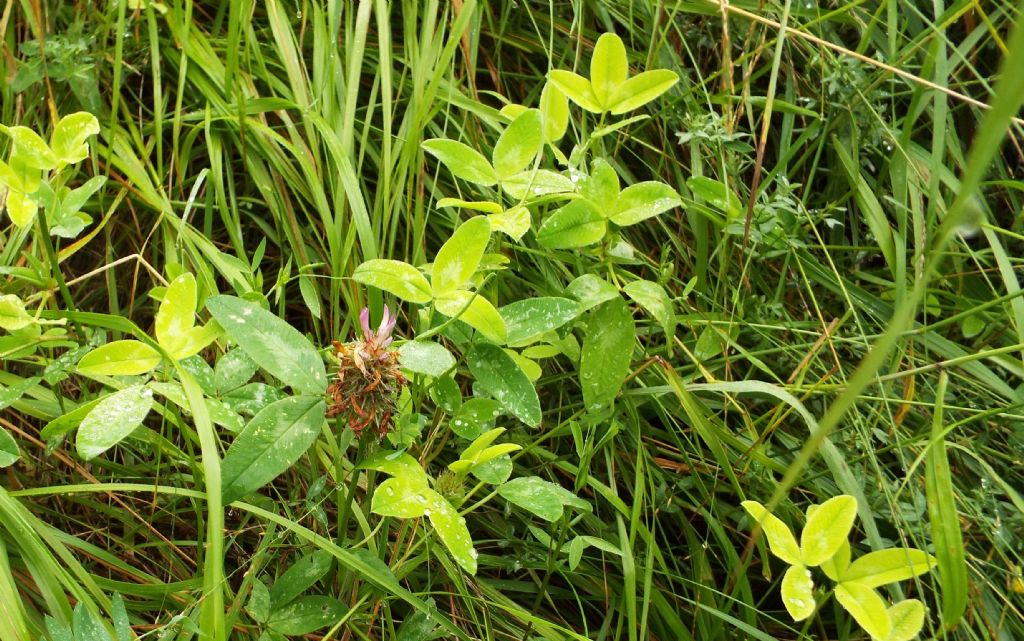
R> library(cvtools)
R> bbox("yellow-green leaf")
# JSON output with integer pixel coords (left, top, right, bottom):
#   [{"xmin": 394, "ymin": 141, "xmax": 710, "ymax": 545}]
[
  {"xmin": 5, "ymin": 190, "xmax": 38, "ymax": 227},
  {"xmin": 435, "ymin": 291, "xmax": 507, "ymax": 345},
  {"xmin": 77, "ymin": 340, "xmax": 162, "ymax": 376},
  {"xmin": 548, "ymin": 70, "xmax": 602, "ymax": 113},
  {"xmin": 492, "ymin": 109, "xmax": 544, "ymax": 179},
  {"xmin": 741, "ymin": 500, "xmax": 802, "ymax": 565},
  {"xmin": 0, "ymin": 295, "xmax": 33, "ymax": 331},
  {"xmin": 801, "ymin": 495, "xmax": 857, "ymax": 566},
  {"xmin": 488, "ymin": 206, "xmax": 531, "ymax": 241},
  {"xmin": 781, "ymin": 564, "xmax": 815, "ymax": 621},
  {"xmin": 590, "ymin": 33, "xmax": 629, "ymax": 109},
  {"xmin": 607, "ymin": 69, "xmax": 679, "ymax": 115},
  {"xmin": 843, "ymin": 549, "xmax": 936, "ymax": 588},
  {"xmin": 539, "ymin": 82, "xmax": 569, "ymax": 142},
  {"xmin": 3, "ymin": 126, "xmax": 57, "ymax": 170},
  {"xmin": 887, "ymin": 599, "xmax": 926, "ymax": 641},
  {"xmin": 432, "ymin": 216, "xmax": 491, "ymax": 297},
  {"xmin": 835, "ymin": 582, "xmax": 891, "ymax": 641},
  {"xmin": 51, "ymin": 112, "xmax": 100, "ymax": 165},
  {"xmin": 422, "ymin": 139, "xmax": 498, "ymax": 186},
  {"xmin": 536, "ymin": 200, "xmax": 607, "ymax": 249},
  {"xmin": 155, "ymin": 273, "xmax": 198, "ymax": 359},
  {"xmin": 353, "ymin": 259, "xmax": 433, "ymax": 304}
]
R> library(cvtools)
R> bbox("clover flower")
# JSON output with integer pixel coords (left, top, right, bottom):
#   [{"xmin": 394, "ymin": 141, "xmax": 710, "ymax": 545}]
[{"xmin": 326, "ymin": 305, "xmax": 406, "ymax": 438}]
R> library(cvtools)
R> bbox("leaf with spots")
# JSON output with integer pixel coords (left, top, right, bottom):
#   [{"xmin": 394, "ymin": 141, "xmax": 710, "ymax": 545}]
[
  {"xmin": 372, "ymin": 476, "xmax": 430, "ymax": 518},
  {"xmin": 498, "ymin": 476, "xmax": 589, "ymax": 522},
  {"xmin": 423, "ymin": 488, "xmax": 477, "ymax": 574},
  {"xmin": 0, "ymin": 427, "xmax": 20, "ymax": 468},
  {"xmin": 780, "ymin": 564, "xmax": 815, "ymax": 621},
  {"xmin": 50, "ymin": 112, "xmax": 100, "ymax": 165},
  {"xmin": 353, "ymin": 259, "xmax": 433, "ymax": 304},
  {"xmin": 221, "ymin": 395, "xmax": 326, "ymax": 504},
  {"xmin": 467, "ymin": 343, "xmax": 541, "ymax": 427},
  {"xmin": 267, "ymin": 596, "xmax": 346, "ymax": 635},
  {"xmin": 580, "ymin": 298, "xmax": 634, "ymax": 410},
  {"xmin": 206, "ymin": 295, "xmax": 327, "ymax": 395},
  {"xmin": 76, "ymin": 384, "xmax": 154, "ymax": 460},
  {"xmin": 431, "ymin": 216, "xmax": 491, "ymax": 297},
  {"xmin": 268, "ymin": 551, "xmax": 333, "ymax": 610}
]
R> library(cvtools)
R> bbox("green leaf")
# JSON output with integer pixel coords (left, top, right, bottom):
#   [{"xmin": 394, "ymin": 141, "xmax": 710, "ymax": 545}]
[
  {"xmin": 398, "ymin": 341, "xmax": 455, "ymax": 377},
  {"xmin": 4, "ymin": 190, "xmax": 38, "ymax": 227},
  {"xmin": 353, "ymin": 259, "xmax": 433, "ymax": 304},
  {"xmin": 500, "ymin": 297, "xmax": 580, "ymax": 346},
  {"xmin": 471, "ymin": 454, "xmax": 513, "ymax": 485},
  {"xmin": 961, "ymin": 314, "xmax": 985, "ymax": 338},
  {"xmin": 821, "ymin": 539, "xmax": 851, "ymax": 582},
  {"xmin": 432, "ymin": 216, "xmax": 491, "ymax": 297},
  {"xmin": 536, "ymin": 200, "xmax": 607, "ymax": 249},
  {"xmin": 450, "ymin": 398, "xmax": 500, "ymax": 439},
  {"xmin": 887, "ymin": 599, "xmax": 926, "ymax": 641},
  {"xmin": 548, "ymin": 70, "xmax": 602, "ymax": 113},
  {"xmin": 50, "ymin": 112, "xmax": 100, "ymax": 164},
  {"xmin": 436, "ymin": 198, "xmax": 502, "ymax": 214},
  {"xmin": 740, "ymin": 500, "xmax": 802, "ymax": 566},
  {"xmin": 206, "ymin": 295, "xmax": 328, "ymax": 395},
  {"xmin": 372, "ymin": 476, "xmax": 430, "ymax": 518},
  {"xmin": 842, "ymin": 549, "xmax": 936, "ymax": 588},
  {"xmin": 268, "ymin": 551, "xmax": 333, "ymax": 609},
  {"xmin": 0, "ymin": 158, "xmax": 23, "ymax": 191},
  {"xmin": 155, "ymin": 273, "xmax": 199, "ymax": 359},
  {"xmin": 582, "ymin": 159, "xmax": 620, "ymax": 205},
  {"xmin": 0, "ymin": 428, "xmax": 20, "ymax": 468},
  {"xmin": 801, "ymin": 494, "xmax": 858, "ymax": 566},
  {"xmin": 610, "ymin": 181, "xmax": 682, "ymax": 226},
  {"xmin": 492, "ymin": 109, "xmax": 544, "ymax": 179},
  {"xmin": 539, "ymin": 82, "xmax": 569, "ymax": 142},
  {"xmin": 498, "ymin": 476, "xmax": 587, "ymax": 521},
  {"xmin": 59, "ymin": 176, "xmax": 107, "ymax": 220},
  {"xmin": 214, "ymin": 348, "xmax": 259, "ymax": 394},
  {"xmin": 430, "ymin": 375, "xmax": 462, "ymax": 414},
  {"xmin": 687, "ymin": 176, "xmax": 742, "ymax": 219},
  {"xmin": 434, "ymin": 291, "xmax": 507, "ymax": 344},
  {"xmin": 0, "ymin": 295, "xmax": 33, "ymax": 331},
  {"xmin": 467, "ymin": 343, "xmax": 541, "ymax": 426},
  {"xmin": 456, "ymin": 427, "xmax": 507, "ymax": 462},
  {"xmin": 501, "ymin": 169, "xmax": 577, "ymax": 200},
  {"xmin": 607, "ymin": 69, "xmax": 679, "ymax": 114},
  {"xmin": 360, "ymin": 450, "xmax": 430, "ymax": 487},
  {"xmin": 76, "ymin": 384, "xmax": 154, "ymax": 460},
  {"xmin": 580, "ymin": 298, "xmax": 635, "ymax": 410},
  {"xmin": 590, "ymin": 33, "xmax": 629, "ymax": 108},
  {"xmin": 3, "ymin": 125, "xmax": 57, "ymax": 169},
  {"xmin": 267, "ymin": 596, "xmax": 346, "ymax": 635},
  {"xmin": 246, "ymin": 581, "xmax": 271, "ymax": 623},
  {"xmin": 834, "ymin": 140, "xmax": 895, "ymax": 274},
  {"xmin": 223, "ymin": 383, "xmax": 286, "ymax": 417},
  {"xmin": 780, "ymin": 564, "xmax": 815, "ymax": 621},
  {"xmin": 73, "ymin": 602, "xmax": 114, "ymax": 641},
  {"xmin": 77, "ymin": 340, "xmax": 162, "ymax": 376},
  {"xmin": 834, "ymin": 582, "xmax": 892, "ymax": 641},
  {"xmin": 926, "ymin": 372, "xmax": 968, "ymax": 629},
  {"xmin": 221, "ymin": 395, "xmax": 326, "ymax": 504},
  {"xmin": 422, "ymin": 139, "xmax": 498, "ymax": 186},
  {"xmin": 623, "ymin": 280, "xmax": 675, "ymax": 331},
  {"xmin": 566, "ymin": 274, "xmax": 620, "ymax": 312},
  {"xmin": 423, "ymin": 488, "xmax": 477, "ymax": 574},
  {"xmin": 488, "ymin": 205, "xmax": 531, "ymax": 241}
]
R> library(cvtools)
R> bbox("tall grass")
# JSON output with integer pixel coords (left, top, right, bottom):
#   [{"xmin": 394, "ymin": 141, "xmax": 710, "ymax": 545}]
[{"xmin": 1, "ymin": 1, "xmax": 1023, "ymax": 640}]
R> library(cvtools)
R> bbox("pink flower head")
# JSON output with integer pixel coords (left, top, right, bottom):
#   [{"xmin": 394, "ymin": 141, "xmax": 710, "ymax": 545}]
[{"xmin": 358, "ymin": 305, "xmax": 397, "ymax": 351}]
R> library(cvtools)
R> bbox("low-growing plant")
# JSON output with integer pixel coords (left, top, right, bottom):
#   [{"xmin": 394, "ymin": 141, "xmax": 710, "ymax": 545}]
[{"xmin": 743, "ymin": 495, "xmax": 935, "ymax": 640}]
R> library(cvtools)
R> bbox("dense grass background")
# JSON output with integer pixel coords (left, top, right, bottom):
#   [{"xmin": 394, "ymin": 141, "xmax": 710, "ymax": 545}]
[{"xmin": 2, "ymin": 0, "xmax": 1024, "ymax": 639}]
